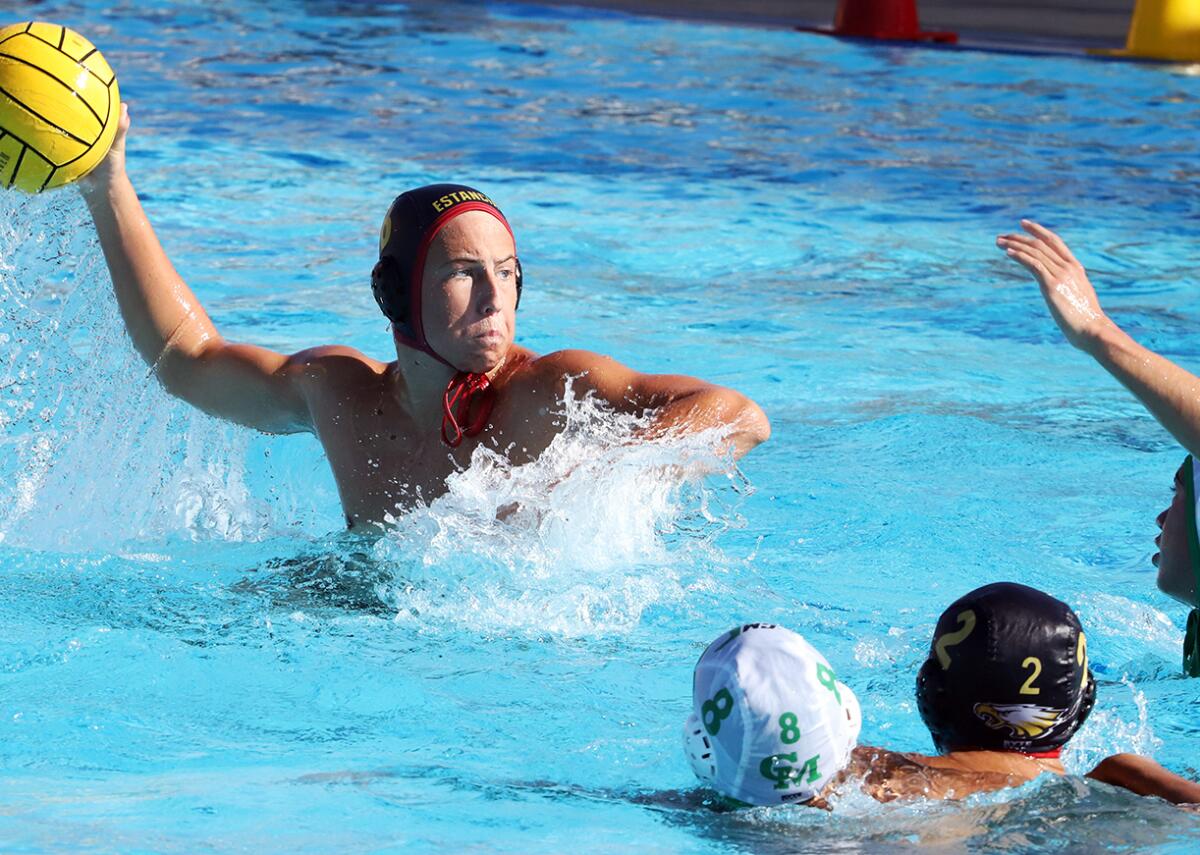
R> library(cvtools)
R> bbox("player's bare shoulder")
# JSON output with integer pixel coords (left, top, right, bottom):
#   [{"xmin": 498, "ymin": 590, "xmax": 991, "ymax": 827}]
[
  {"xmin": 491, "ymin": 348, "xmax": 596, "ymax": 408},
  {"xmin": 282, "ymin": 345, "xmax": 392, "ymax": 410},
  {"xmin": 505, "ymin": 348, "xmax": 621, "ymax": 397},
  {"xmin": 284, "ymin": 345, "xmax": 387, "ymax": 384},
  {"xmin": 526, "ymin": 348, "xmax": 618, "ymax": 375}
]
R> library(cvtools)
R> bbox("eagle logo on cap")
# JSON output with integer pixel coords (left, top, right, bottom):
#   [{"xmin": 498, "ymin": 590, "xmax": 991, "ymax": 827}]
[{"xmin": 972, "ymin": 703, "xmax": 1065, "ymax": 739}]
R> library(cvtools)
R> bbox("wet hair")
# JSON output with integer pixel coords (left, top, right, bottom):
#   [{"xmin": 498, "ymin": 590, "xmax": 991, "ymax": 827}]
[{"xmin": 915, "ymin": 582, "xmax": 1096, "ymax": 754}]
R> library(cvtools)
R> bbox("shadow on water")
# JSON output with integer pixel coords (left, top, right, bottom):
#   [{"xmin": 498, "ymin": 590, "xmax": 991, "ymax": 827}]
[
  {"xmin": 230, "ymin": 535, "xmax": 398, "ymax": 617},
  {"xmin": 290, "ymin": 765, "xmax": 1200, "ymax": 853},
  {"xmin": 560, "ymin": 776, "xmax": 1200, "ymax": 853},
  {"xmin": 7, "ymin": 3, "xmax": 1199, "ymax": 848}
]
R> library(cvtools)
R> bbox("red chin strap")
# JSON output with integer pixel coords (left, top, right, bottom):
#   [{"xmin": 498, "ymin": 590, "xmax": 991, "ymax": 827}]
[
  {"xmin": 1023, "ymin": 749, "xmax": 1063, "ymax": 759},
  {"xmin": 442, "ymin": 371, "xmax": 495, "ymax": 448}
]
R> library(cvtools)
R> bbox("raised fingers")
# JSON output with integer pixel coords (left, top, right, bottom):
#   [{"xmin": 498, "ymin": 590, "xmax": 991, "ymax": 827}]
[
  {"xmin": 1001, "ymin": 234, "xmax": 1064, "ymax": 278},
  {"xmin": 1004, "ymin": 244, "xmax": 1052, "ymax": 283},
  {"xmin": 1021, "ymin": 220, "xmax": 1080, "ymax": 266},
  {"xmin": 996, "ymin": 232, "xmax": 1039, "ymax": 249}
]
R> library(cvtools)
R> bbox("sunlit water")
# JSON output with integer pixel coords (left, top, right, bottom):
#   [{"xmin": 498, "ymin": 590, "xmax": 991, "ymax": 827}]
[{"xmin": 3, "ymin": 1, "xmax": 1200, "ymax": 851}]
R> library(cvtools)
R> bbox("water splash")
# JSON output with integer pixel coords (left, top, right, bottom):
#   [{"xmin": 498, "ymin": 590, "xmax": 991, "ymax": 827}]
[
  {"xmin": 1064, "ymin": 674, "xmax": 1162, "ymax": 775},
  {"xmin": 372, "ymin": 382, "xmax": 751, "ymax": 636},
  {"xmin": 0, "ymin": 190, "xmax": 276, "ymax": 549}
]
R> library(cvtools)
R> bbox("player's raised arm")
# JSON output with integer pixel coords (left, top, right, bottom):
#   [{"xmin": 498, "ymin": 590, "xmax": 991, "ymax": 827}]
[
  {"xmin": 998, "ymin": 220, "xmax": 1200, "ymax": 459},
  {"xmin": 535, "ymin": 349, "xmax": 770, "ymax": 458},
  {"xmin": 79, "ymin": 104, "xmax": 311, "ymax": 434}
]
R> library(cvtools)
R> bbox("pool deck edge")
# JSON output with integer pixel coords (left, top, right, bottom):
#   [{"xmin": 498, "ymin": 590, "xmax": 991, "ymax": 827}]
[{"xmin": 518, "ymin": 0, "xmax": 1137, "ymax": 57}]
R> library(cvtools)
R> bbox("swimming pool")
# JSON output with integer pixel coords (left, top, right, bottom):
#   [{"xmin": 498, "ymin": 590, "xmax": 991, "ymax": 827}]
[{"xmin": 3, "ymin": 0, "xmax": 1200, "ymax": 850}]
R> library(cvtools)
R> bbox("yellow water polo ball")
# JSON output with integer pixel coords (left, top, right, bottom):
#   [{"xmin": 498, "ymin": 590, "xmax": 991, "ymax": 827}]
[{"xmin": 0, "ymin": 21, "xmax": 121, "ymax": 193}]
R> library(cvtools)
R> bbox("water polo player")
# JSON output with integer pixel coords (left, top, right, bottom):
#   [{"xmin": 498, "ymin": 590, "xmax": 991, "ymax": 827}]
[
  {"xmin": 998, "ymin": 221, "xmax": 1200, "ymax": 672},
  {"xmin": 680, "ymin": 620, "xmax": 1069, "ymax": 807},
  {"xmin": 913, "ymin": 582, "xmax": 1094, "ymax": 780},
  {"xmin": 914, "ymin": 582, "xmax": 1200, "ymax": 804},
  {"xmin": 78, "ymin": 106, "xmax": 770, "ymax": 527},
  {"xmin": 682, "ymin": 623, "xmax": 862, "ymax": 808},
  {"xmin": 684, "ymin": 593, "xmax": 1200, "ymax": 808}
]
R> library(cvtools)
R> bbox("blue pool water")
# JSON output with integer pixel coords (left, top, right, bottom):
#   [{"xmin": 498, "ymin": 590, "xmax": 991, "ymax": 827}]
[{"xmin": 3, "ymin": 0, "xmax": 1200, "ymax": 850}]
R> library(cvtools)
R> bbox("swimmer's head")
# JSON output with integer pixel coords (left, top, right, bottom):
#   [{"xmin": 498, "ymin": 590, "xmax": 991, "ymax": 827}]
[
  {"xmin": 915, "ymin": 582, "xmax": 1095, "ymax": 755},
  {"xmin": 683, "ymin": 623, "xmax": 860, "ymax": 807},
  {"xmin": 371, "ymin": 184, "xmax": 522, "ymax": 373},
  {"xmin": 1155, "ymin": 455, "xmax": 1200, "ymax": 676},
  {"xmin": 1155, "ymin": 455, "xmax": 1200, "ymax": 608}
]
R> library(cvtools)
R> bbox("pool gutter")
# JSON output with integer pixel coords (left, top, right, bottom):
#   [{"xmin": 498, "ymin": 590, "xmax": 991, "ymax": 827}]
[{"xmin": 519, "ymin": 0, "xmax": 1139, "ymax": 58}]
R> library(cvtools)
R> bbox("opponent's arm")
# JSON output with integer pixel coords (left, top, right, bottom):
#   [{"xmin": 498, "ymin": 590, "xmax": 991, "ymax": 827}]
[
  {"xmin": 1087, "ymin": 754, "xmax": 1200, "ymax": 805},
  {"xmin": 540, "ymin": 350, "xmax": 770, "ymax": 458},
  {"xmin": 997, "ymin": 221, "xmax": 1200, "ymax": 457},
  {"xmin": 79, "ymin": 105, "xmax": 310, "ymax": 434}
]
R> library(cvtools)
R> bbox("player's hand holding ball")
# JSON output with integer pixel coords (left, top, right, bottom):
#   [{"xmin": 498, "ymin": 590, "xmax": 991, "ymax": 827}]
[{"xmin": 0, "ymin": 21, "xmax": 121, "ymax": 193}]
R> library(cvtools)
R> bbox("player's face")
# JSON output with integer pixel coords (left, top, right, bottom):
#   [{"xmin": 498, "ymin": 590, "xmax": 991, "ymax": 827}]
[
  {"xmin": 1155, "ymin": 458, "xmax": 1197, "ymax": 606},
  {"xmin": 420, "ymin": 211, "xmax": 518, "ymax": 374}
]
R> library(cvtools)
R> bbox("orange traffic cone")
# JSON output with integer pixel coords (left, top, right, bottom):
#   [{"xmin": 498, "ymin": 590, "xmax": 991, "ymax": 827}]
[{"xmin": 798, "ymin": 0, "xmax": 957, "ymax": 44}]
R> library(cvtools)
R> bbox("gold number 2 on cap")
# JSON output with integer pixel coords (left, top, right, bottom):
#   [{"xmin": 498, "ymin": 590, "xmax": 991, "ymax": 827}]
[{"xmin": 1019, "ymin": 657, "xmax": 1042, "ymax": 695}]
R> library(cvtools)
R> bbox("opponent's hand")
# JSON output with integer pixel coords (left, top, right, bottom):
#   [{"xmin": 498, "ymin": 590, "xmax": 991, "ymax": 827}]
[
  {"xmin": 80, "ymin": 102, "xmax": 130, "ymax": 193},
  {"xmin": 996, "ymin": 220, "xmax": 1115, "ymax": 353}
]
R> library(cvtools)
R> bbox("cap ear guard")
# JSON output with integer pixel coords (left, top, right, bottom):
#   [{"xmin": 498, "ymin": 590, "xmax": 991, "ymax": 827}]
[
  {"xmin": 1077, "ymin": 667, "xmax": 1096, "ymax": 730},
  {"xmin": 839, "ymin": 679, "xmax": 862, "ymax": 751},
  {"xmin": 371, "ymin": 255, "xmax": 404, "ymax": 325},
  {"xmin": 682, "ymin": 712, "xmax": 717, "ymax": 785},
  {"xmin": 915, "ymin": 656, "xmax": 953, "ymax": 754}
]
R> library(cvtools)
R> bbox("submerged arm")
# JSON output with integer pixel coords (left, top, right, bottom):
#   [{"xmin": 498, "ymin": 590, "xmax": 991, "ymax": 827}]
[
  {"xmin": 541, "ymin": 349, "xmax": 770, "ymax": 459},
  {"xmin": 79, "ymin": 105, "xmax": 310, "ymax": 434},
  {"xmin": 998, "ymin": 220, "xmax": 1200, "ymax": 457}
]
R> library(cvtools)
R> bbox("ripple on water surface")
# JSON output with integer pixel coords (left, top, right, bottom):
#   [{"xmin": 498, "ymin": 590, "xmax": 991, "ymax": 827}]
[{"xmin": 2, "ymin": 1, "xmax": 1200, "ymax": 851}]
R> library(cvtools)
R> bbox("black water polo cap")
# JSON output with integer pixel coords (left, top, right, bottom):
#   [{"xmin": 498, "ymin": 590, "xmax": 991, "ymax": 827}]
[
  {"xmin": 370, "ymin": 184, "xmax": 521, "ymax": 362},
  {"xmin": 915, "ymin": 582, "xmax": 1096, "ymax": 755}
]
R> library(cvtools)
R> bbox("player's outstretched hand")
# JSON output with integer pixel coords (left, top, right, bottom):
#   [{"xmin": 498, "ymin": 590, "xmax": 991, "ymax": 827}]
[{"xmin": 996, "ymin": 220, "xmax": 1114, "ymax": 353}]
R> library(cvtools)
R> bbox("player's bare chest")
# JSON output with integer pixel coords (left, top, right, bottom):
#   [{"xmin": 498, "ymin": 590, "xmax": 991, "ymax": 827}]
[{"xmin": 312, "ymin": 377, "xmax": 563, "ymax": 505}]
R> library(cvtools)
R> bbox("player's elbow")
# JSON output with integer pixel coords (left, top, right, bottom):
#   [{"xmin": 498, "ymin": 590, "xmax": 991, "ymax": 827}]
[
  {"xmin": 742, "ymin": 399, "xmax": 771, "ymax": 446},
  {"xmin": 717, "ymin": 390, "xmax": 770, "ymax": 456},
  {"xmin": 724, "ymin": 390, "xmax": 769, "ymax": 442},
  {"xmin": 153, "ymin": 347, "xmax": 197, "ymax": 400},
  {"xmin": 152, "ymin": 339, "xmax": 226, "ymax": 404}
]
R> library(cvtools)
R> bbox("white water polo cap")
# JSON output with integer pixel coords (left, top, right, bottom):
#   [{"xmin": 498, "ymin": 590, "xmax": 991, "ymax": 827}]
[{"xmin": 683, "ymin": 623, "xmax": 861, "ymax": 806}]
